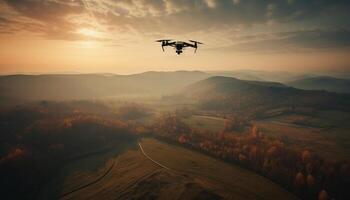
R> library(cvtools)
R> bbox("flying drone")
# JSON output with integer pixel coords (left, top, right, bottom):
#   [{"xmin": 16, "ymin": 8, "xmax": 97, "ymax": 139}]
[{"xmin": 156, "ymin": 39, "xmax": 203, "ymax": 55}]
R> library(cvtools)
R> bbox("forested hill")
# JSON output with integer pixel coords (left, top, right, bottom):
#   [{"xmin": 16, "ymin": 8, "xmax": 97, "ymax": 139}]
[{"xmin": 181, "ymin": 76, "xmax": 350, "ymax": 112}]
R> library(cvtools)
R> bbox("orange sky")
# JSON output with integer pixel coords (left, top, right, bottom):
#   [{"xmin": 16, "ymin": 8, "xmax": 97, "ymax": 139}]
[{"xmin": 0, "ymin": 0, "xmax": 350, "ymax": 74}]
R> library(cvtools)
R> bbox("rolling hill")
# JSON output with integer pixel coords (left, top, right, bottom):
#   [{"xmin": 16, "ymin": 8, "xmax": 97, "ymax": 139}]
[
  {"xmin": 181, "ymin": 76, "xmax": 350, "ymax": 112},
  {"xmin": 287, "ymin": 76, "xmax": 350, "ymax": 93},
  {"xmin": 208, "ymin": 70, "xmax": 312, "ymax": 82},
  {"xmin": 0, "ymin": 71, "xmax": 209, "ymax": 103}
]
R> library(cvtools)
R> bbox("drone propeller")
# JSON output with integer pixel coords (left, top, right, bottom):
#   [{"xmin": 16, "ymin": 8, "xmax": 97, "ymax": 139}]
[
  {"xmin": 189, "ymin": 40, "xmax": 204, "ymax": 44},
  {"xmin": 155, "ymin": 39, "xmax": 172, "ymax": 42}
]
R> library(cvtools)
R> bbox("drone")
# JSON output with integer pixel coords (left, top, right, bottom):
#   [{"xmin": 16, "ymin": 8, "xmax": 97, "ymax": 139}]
[{"xmin": 156, "ymin": 39, "xmax": 203, "ymax": 55}]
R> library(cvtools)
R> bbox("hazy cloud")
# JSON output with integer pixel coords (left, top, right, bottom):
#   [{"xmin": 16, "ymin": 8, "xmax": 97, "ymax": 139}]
[
  {"xmin": 232, "ymin": 0, "xmax": 240, "ymax": 5},
  {"xmin": 0, "ymin": 0, "xmax": 349, "ymax": 51},
  {"xmin": 0, "ymin": 0, "xmax": 89, "ymax": 40},
  {"xmin": 216, "ymin": 29, "xmax": 350, "ymax": 53},
  {"xmin": 204, "ymin": 0, "xmax": 217, "ymax": 8}
]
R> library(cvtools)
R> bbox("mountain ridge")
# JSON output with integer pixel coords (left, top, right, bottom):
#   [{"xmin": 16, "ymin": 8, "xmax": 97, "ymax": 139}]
[
  {"xmin": 180, "ymin": 76, "xmax": 350, "ymax": 112},
  {"xmin": 287, "ymin": 76, "xmax": 350, "ymax": 93},
  {"xmin": 0, "ymin": 71, "xmax": 210, "ymax": 102}
]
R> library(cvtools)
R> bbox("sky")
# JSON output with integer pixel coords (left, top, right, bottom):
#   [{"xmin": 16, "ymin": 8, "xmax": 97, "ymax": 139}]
[{"xmin": 0, "ymin": 0, "xmax": 350, "ymax": 74}]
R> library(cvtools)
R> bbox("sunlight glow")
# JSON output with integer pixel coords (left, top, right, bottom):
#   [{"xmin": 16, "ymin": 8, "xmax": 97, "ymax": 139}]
[
  {"xmin": 79, "ymin": 40, "xmax": 97, "ymax": 48},
  {"xmin": 78, "ymin": 28, "xmax": 102, "ymax": 38}
]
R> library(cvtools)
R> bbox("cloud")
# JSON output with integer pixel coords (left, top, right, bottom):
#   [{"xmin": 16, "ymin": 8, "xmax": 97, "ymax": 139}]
[
  {"xmin": 214, "ymin": 29, "xmax": 350, "ymax": 53},
  {"xmin": 4, "ymin": 0, "xmax": 84, "ymax": 19},
  {"xmin": 0, "ymin": 0, "xmax": 95, "ymax": 40},
  {"xmin": 0, "ymin": 0, "xmax": 349, "ymax": 53},
  {"xmin": 204, "ymin": 0, "xmax": 217, "ymax": 8}
]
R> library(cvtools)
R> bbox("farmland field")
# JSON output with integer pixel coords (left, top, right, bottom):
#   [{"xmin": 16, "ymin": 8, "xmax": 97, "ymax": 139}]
[
  {"xmin": 139, "ymin": 138, "xmax": 297, "ymax": 200},
  {"xmin": 38, "ymin": 141, "xmax": 138, "ymax": 199},
  {"xmin": 52, "ymin": 141, "xmax": 224, "ymax": 200},
  {"xmin": 253, "ymin": 110, "xmax": 350, "ymax": 160},
  {"xmin": 39, "ymin": 137, "xmax": 297, "ymax": 200}
]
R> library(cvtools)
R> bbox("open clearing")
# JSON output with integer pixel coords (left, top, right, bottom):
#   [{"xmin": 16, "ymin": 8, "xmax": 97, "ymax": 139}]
[
  {"xmin": 183, "ymin": 113, "xmax": 349, "ymax": 160},
  {"xmin": 42, "ymin": 137, "xmax": 297, "ymax": 200},
  {"xmin": 184, "ymin": 115, "xmax": 227, "ymax": 131},
  {"xmin": 57, "ymin": 142, "xmax": 223, "ymax": 200},
  {"xmin": 253, "ymin": 111, "xmax": 350, "ymax": 160},
  {"xmin": 38, "ymin": 141, "xmax": 137, "ymax": 199},
  {"xmin": 139, "ymin": 138, "xmax": 297, "ymax": 200}
]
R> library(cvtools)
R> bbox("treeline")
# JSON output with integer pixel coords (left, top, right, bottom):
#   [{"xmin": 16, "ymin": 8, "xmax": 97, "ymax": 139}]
[
  {"xmin": 0, "ymin": 102, "xmax": 138, "ymax": 199},
  {"xmin": 152, "ymin": 113, "xmax": 350, "ymax": 200},
  {"xmin": 117, "ymin": 103, "xmax": 151, "ymax": 120}
]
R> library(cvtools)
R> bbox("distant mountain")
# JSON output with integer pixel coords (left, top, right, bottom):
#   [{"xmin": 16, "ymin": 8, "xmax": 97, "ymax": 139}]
[
  {"xmin": 186, "ymin": 76, "xmax": 286, "ymax": 96},
  {"xmin": 180, "ymin": 76, "xmax": 350, "ymax": 112},
  {"xmin": 208, "ymin": 70, "xmax": 312, "ymax": 82},
  {"xmin": 288, "ymin": 76, "xmax": 350, "ymax": 93},
  {"xmin": 0, "ymin": 71, "xmax": 210, "ymax": 102},
  {"xmin": 124, "ymin": 70, "xmax": 210, "ymax": 91}
]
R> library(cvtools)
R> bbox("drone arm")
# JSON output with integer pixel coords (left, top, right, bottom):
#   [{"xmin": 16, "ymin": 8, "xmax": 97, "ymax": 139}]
[
  {"xmin": 183, "ymin": 42, "xmax": 194, "ymax": 47},
  {"xmin": 167, "ymin": 42, "xmax": 176, "ymax": 46},
  {"xmin": 162, "ymin": 45, "xmax": 164, "ymax": 52}
]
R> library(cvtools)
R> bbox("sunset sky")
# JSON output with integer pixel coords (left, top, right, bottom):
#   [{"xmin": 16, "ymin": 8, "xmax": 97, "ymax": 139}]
[{"xmin": 0, "ymin": 0, "xmax": 350, "ymax": 74}]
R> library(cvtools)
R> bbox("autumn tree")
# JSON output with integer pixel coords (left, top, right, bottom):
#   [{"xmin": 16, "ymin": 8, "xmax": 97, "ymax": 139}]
[
  {"xmin": 306, "ymin": 174, "xmax": 315, "ymax": 188},
  {"xmin": 318, "ymin": 190, "xmax": 328, "ymax": 200},
  {"xmin": 294, "ymin": 172, "xmax": 306, "ymax": 195},
  {"xmin": 301, "ymin": 150, "xmax": 311, "ymax": 164}
]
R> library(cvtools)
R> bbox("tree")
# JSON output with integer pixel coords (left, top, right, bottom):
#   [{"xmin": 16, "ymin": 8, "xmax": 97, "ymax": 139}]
[
  {"xmin": 178, "ymin": 135, "xmax": 187, "ymax": 144},
  {"xmin": 306, "ymin": 174, "xmax": 315, "ymax": 187},
  {"xmin": 295, "ymin": 172, "xmax": 305, "ymax": 188},
  {"xmin": 301, "ymin": 150, "xmax": 311, "ymax": 164},
  {"xmin": 318, "ymin": 190, "xmax": 328, "ymax": 200}
]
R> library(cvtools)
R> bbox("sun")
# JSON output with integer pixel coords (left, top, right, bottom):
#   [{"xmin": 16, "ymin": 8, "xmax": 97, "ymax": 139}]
[
  {"xmin": 77, "ymin": 28, "xmax": 101, "ymax": 37},
  {"xmin": 76, "ymin": 28, "xmax": 103, "ymax": 48}
]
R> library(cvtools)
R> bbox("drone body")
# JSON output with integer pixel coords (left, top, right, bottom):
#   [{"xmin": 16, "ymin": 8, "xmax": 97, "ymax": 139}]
[{"xmin": 156, "ymin": 39, "xmax": 203, "ymax": 54}]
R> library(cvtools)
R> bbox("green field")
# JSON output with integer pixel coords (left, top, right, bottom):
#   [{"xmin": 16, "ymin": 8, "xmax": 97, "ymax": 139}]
[{"xmin": 184, "ymin": 115, "xmax": 227, "ymax": 131}]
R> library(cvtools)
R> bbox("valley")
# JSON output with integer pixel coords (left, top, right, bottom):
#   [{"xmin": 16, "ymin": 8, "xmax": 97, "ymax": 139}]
[{"xmin": 1, "ymin": 71, "xmax": 350, "ymax": 200}]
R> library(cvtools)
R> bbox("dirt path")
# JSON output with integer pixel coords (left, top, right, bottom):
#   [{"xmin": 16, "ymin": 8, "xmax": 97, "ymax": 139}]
[
  {"xmin": 59, "ymin": 157, "xmax": 118, "ymax": 199},
  {"xmin": 193, "ymin": 115, "xmax": 228, "ymax": 121},
  {"xmin": 138, "ymin": 140, "xmax": 237, "ymax": 196},
  {"xmin": 256, "ymin": 120, "xmax": 318, "ymax": 129},
  {"xmin": 58, "ymin": 142, "xmax": 171, "ymax": 199},
  {"xmin": 138, "ymin": 142, "xmax": 172, "ymax": 171}
]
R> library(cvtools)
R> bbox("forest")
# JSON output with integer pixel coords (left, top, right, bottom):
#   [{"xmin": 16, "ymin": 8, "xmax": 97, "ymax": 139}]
[
  {"xmin": 0, "ymin": 98, "xmax": 349, "ymax": 200},
  {"xmin": 152, "ymin": 113, "xmax": 350, "ymax": 200},
  {"xmin": 0, "ymin": 102, "xmax": 138, "ymax": 199}
]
